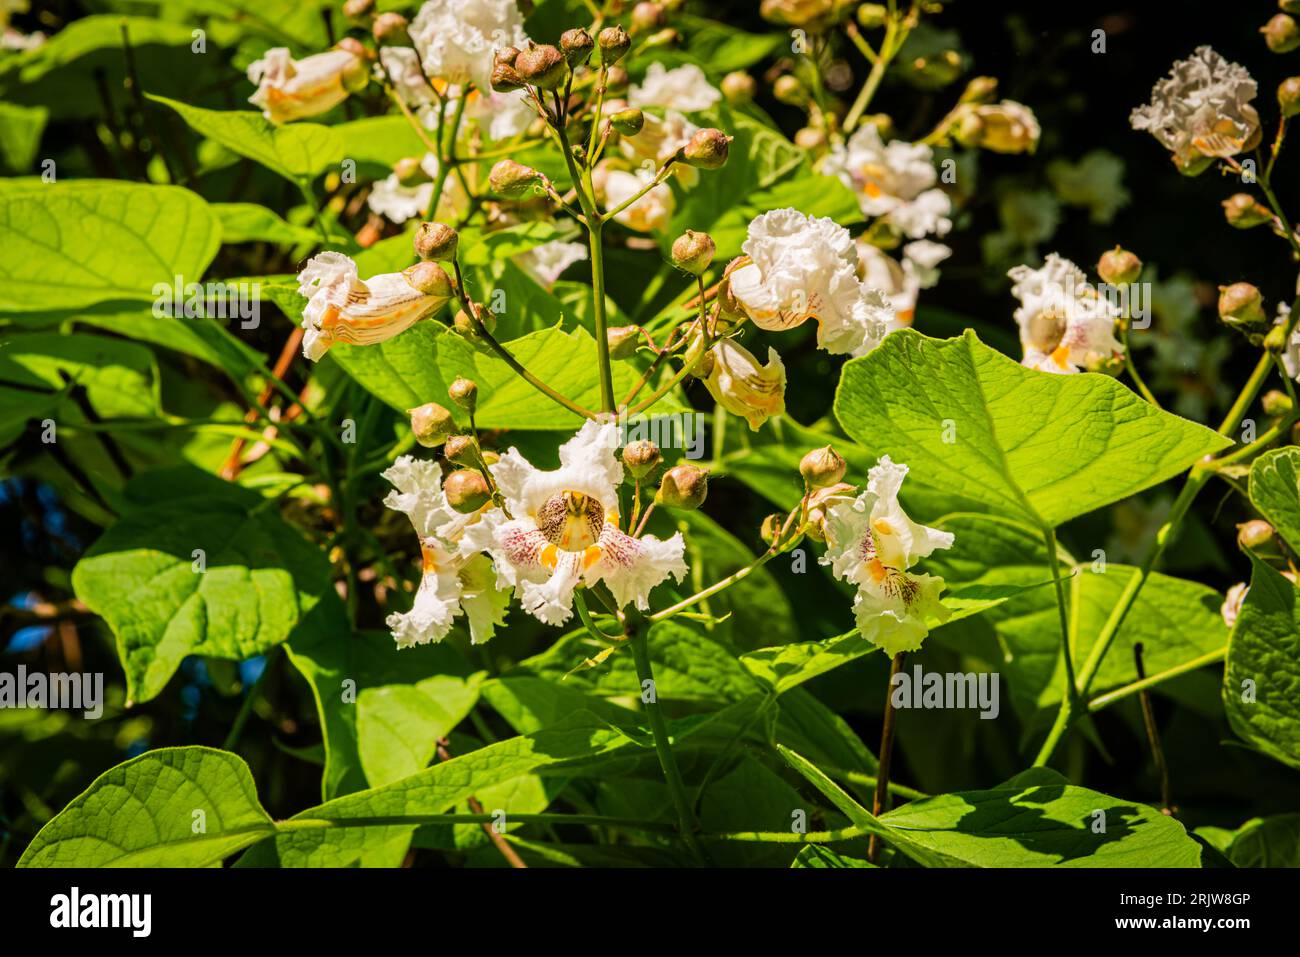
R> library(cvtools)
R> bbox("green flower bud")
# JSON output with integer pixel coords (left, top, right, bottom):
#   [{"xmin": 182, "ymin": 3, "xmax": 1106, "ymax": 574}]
[
  {"xmin": 1279, "ymin": 76, "xmax": 1300, "ymax": 118},
  {"xmin": 857, "ymin": 3, "xmax": 887, "ymax": 28},
  {"xmin": 1223, "ymin": 193, "xmax": 1273, "ymax": 228},
  {"xmin": 607, "ymin": 324, "xmax": 642, "ymax": 360},
  {"xmin": 515, "ymin": 43, "xmax": 568, "ymax": 90},
  {"xmin": 598, "ymin": 25, "xmax": 631, "ymax": 65},
  {"xmin": 622, "ymin": 439, "xmax": 662, "ymax": 478},
  {"xmin": 394, "ymin": 156, "xmax": 431, "ymax": 187},
  {"xmin": 1237, "ymin": 519, "xmax": 1275, "ymax": 550},
  {"xmin": 1263, "ymin": 13, "xmax": 1300, "ymax": 53},
  {"xmin": 656, "ymin": 464, "xmax": 709, "ymax": 510},
  {"xmin": 1218, "ymin": 282, "xmax": 1267, "ymax": 327},
  {"xmin": 959, "ymin": 75, "xmax": 998, "ymax": 104},
  {"xmin": 409, "ymin": 402, "xmax": 456, "ymax": 447},
  {"xmin": 489, "ymin": 159, "xmax": 543, "ymax": 198},
  {"xmin": 680, "ymin": 128, "xmax": 731, "ymax": 169},
  {"xmin": 448, "ymin": 376, "xmax": 478, "ymax": 413},
  {"xmin": 1096, "ymin": 246, "xmax": 1142, "ymax": 286},
  {"xmin": 670, "ymin": 229, "xmax": 715, "ymax": 276},
  {"xmin": 799, "ymin": 445, "xmax": 847, "ymax": 489},
  {"xmin": 773, "ymin": 74, "xmax": 806, "ymax": 105},
  {"xmin": 414, "ymin": 222, "xmax": 458, "ymax": 262},
  {"xmin": 631, "ymin": 2, "xmax": 666, "ymax": 35},
  {"xmin": 402, "ymin": 261, "xmax": 453, "ymax": 299},
  {"xmin": 454, "ymin": 304, "xmax": 497, "ymax": 337},
  {"xmin": 610, "ymin": 107, "xmax": 645, "ymax": 136},
  {"xmin": 344, "ymin": 0, "xmax": 375, "ymax": 19},
  {"xmin": 444, "ymin": 469, "xmax": 491, "ymax": 513},
  {"xmin": 1261, "ymin": 388, "xmax": 1293, "ymax": 417},
  {"xmin": 560, "ymin": 28, "xmax": 595, "ymax": 66},
  {"xmin": 721, "ymin": 71, "xmax": 756, "ymax": 106},
  {"xmin": 372, "ymin": 11, "xmax": 410, "ymax": 45},
  {"xmin": 760, "ymin": 512, "xmax": 785, "ymax": 546},
  {"xmin": 794, "ymin": 126, "xmax": 826, "ymax": 150},
  {"xmin": 443, "ymin": 434, "xmax": 479, "ymax": 466}
]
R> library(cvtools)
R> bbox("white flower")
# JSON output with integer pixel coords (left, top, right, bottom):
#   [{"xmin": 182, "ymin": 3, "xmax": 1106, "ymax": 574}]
[
  {"xmin": 410, "ymin": 0, "xmax": 529, "ymax": 91},
  {"xmin": 629, "ymin": 63, "xmax": 721, "ymax": 113},
  {"xmin": 727, "ymin": 208, "xmax": 895, "ymax": 356},
  {"xmin": 1007, "ymin": 253, "xmax": 1122, "ymax": 374},
  {"xmin": 465, "ymin": 88, "xmax": 535, "ymax": 140},
  {"xmin": 383, "ymin": 456, "xmax": 510, "ymax": 646},
  {"xmin": 821, "ymin": 456, "xmax": 955, "ymax": 656},
  {"xmin": 1221, "ymin": 581, "xmax": 1248, "ymax": 630},
  {"xmin": 1275, "ymin": 298, "xmax": 1300, "ymax": 382},
  {"xmin": 469, "ymin": 419, "xmax": 688, "ymax": 624},
  {"xmin": 367, "ymin": 153, "xmax": 467, "ymax": 224},
  {"xmin": 598, "ymin": 165, "xmax": 674, "ymax": 233},
  {"xmin": 700, "ymin": 338, "xmax": 786, "ymax": 431},
  {"xmin": 247, "ymin": 46, "xmax": 367, "ymax": 123},
  {"xmin": 822, "ymin": 126, "xmax": 952, "ymax": 238},
  {"xmin": 379, "ymin": 47, "xmax": 435, "ymax": 113},
  {"xmin": 856, "ymin": 239, "xmax": 951, "ymax": 330},
  {"xmin": 514, "ymin": 240, "xmax": 588, "ymax": 287},
  {"xmin": 295, "ymin": 252, "xmax": 450, "ymax": 360},
  {"xmin": 1130, "ymin": 46, "xmax": 1259, "ymax": 171}
]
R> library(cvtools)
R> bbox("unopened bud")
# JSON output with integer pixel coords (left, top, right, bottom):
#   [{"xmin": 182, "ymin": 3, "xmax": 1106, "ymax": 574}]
[
  {"xmin": 959, "ymin": 75, "xmax": 998, "ymax": 104},
  {"xmin": 1279, "ymin": 76, "xmax": 1300, "ymax": 117},
  {"xmin": 799, "ymin": 445, "xmax": 847, "ymax": 488},
  {"xmin": 344, "ymin": 0, "xmax": 375, "ymax": 19},
  {"xmin": 515, "ymin": 43, "xmax": 567, "ymax": 89},
  {"xmin": 1237, "ymin": 520, "xmax": 1275, "ymax": 550},
  {"xmin": 644, "ymin": 28, "xmax": 678, "ymax": 49},
  {"xmin": 610, "ymin": 107, "xmax": 645, "ymax": 136},
  {"xmin": 773, "ymin": 75, "xmax": 806, "ymax": 105},
  {"xmin": 454, "ymin": 304, "xmax": 496, "ymax": 337},
  {"xmin": 721, "ymin": 71, "xmax": 755, "ymax": 105},
  {"xmin": 805, "ymin": 482, "xmax": 855, "ymax": 541},
  {"xmin": 794, "ymin": 127, "xmax": 826, "ymax": 150},
  {"xmin": 1262, "ymin": 388, "xmax": 1293, "ymax": 417},
  {"xmin": 489, "ymin": 159, "xmax": 543, "ymax": 198},
  {"xmin": 671, "ymin": 229, "xmax": 715, "ymax": 276},
  {"xmin": 443, "ymin": 434, "xmax": 479, "ymax": 466},
  {"xmin": 607, "ymin": 324, "xmax": 642, "ymax": 359},
  {"xmin": 857, "ymin": 3, "xmax": 887, "ymax": 28},
  {"xmin": 1263, "ymin": 13, "xmax": 1300, "ymax": 53},
  {"xmin": 656, "ymin": 464, "xmax": 709, "ymax": 510},
  {"xmin": 760, "ymin": 513, "xmax": 784, "ymax": 546},
  {"xmin": 1218, "ymin": 282, "xmax": 1267, "ymax": 327},
  {"xmin": 410, "ymin": 402, "xmax": 456, "ymax": 447},
  {"xmin": 372, "ymin": 12, "xmax": 409, "ymax": 45},
  {"xmin": 448, "ymin": 376, "xmax": 478, "ymax": 413},
  {"xmin": 1096, "ymin": 246, "xmax": 1142, "ymax": 286},
  {"xmin": 1264, "ymin": 322, "xmax": 1290, "ymax": 351},
  {"xmin": 414, "ymin": 222, "xmax": 458, "ymax": 261},
  {"xmin": 491, "ymin": 58, "xmax": 524, "ymax": 92},
  {"xmin": 681, "ymin": 128, "xmax": 731, "ymax": 169},
  {"xmin": 631, "ymin": 2, "xmax": 666, "ymax": 34},
  {"xmin": 394, "ymin": 156, "xmax": 430, "ymax": 187},
  {"xmin": 622, "ymin": 439, "xmax": 662, "ymax": 478},
  {"xmin": 1223, "ymin": 193, "xmax": 1273, "ymax": 228},
  {"xmin": 598, "ymin": 25, "xmax": 631, "ymax": 65},
  {"xmin": 444, "ymin": 469, "xmax": 491, "ymax": 513},
  {"xmin": 559, "ymin": 28, "xmax": 595, "ymax": 66},
  {"xmin": 403, "ymin": 261, "xmax": 453, "ymax": 298}
]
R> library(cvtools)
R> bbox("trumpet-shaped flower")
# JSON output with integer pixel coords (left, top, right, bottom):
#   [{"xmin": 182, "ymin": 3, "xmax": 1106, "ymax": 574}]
[
  {"xmin": 410, "ymin": 0, "xmax": 529, "ymax": 91},
  {"xmin": 629, "ymin": 63, "xmax": 721, "ymax": 113},
  {"xmin": 1130, "ymin": 46, "xmax": 1259, "ymax": 172},
  {"xmin": 700, "ymin": 338, "xmax": 786, "ymax": 431},
  {"xmin": 383, "ymin": 456, "xmax": 511, "ymax": 646},
  {"xmin": 296, "ymin": 252, "xmax": 451, "ymax": 361},
  {"xmin": 727, "ymin": 208, "xmax": 895, "ymax": 356},
  {"xmin": 468, "ymin": 419, "xmax": 687, "ymax": 625},
  {"xmin": 856, "ymin": 239, "xmax": 951, "ymax": 330},
  {"xmin": 514, "ymin": 240, "xmax": 588, "ymax": 288},
  {"xmin": 248, "ymin": 46, "xmax": 368, "ymax": 123},
  {"xmin": 821, "ymin": 456, "xmax": 955, "ymax": 656},
  {"xmin": 1007, "ymin": 253, "xmax": 1122, "ymax": 373},
  {"xmin": 822, "ymin": 126, "xmax": 952, "ymax": 238}
]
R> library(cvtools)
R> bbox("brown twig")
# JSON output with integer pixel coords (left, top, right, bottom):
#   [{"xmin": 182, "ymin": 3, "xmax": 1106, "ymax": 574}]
[{"xmin": 436, "ymin": 737, "xmax": 528, "ymax": 868}]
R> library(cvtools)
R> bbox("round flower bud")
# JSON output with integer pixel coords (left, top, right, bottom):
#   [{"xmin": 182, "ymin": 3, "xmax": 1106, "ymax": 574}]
[
  {"xmin": 489, "ymin": 159, "xmax": 543, "ymax": 198},
  {"xmin": 481, "ymin": 450, "xmax": 500, "ymax": 466},
  {"xmin": 495, "ymin": 46, "xmax": 521, "ymax": 68},
  {"xmin": 344, "ymin": 0, "xmax": 376, "ymax": 19},
  {"xmin": 515, "ymin": 43, "xmax": 567, "ymax": 90},
  {"xmin": 607, "ymin": 324, "xmax": 642, "ymax": 359},
  {"xmin": 1218, "ymin": 283, "xmax": 1267, "ymax": 327},
  {"xmin": 656, "ymin": 464, "xmax": 709, "ymax": 510},
  {"xmin": 671, "ymin": 230, "xmax": 715, "ymax": 276},
  {"xmin": 372, "ymin": 12, "xmax": 410, "ymax": 45},
  {"xmin": 959, "ymin": 75, "xmax": 998, "ymax": 104},
  {"xmin": 631, "ymin": 2, "xmax": 666, "ymax": 35},
  {"xmin": 1096, "ymin": 246, "xmax": 1142, "ymax": 286},
  {"xmin": 409, "ymin": 402, "xmax": 456, "ymax": 447},
  {"xmin": 454, "ymin": 304, "xmax": 496, "ymax": 337},
  {"xmin": 805, "ymin": 482, "xmax": 855, "ymax": 541},
  {"xmin": 799, "ymin": 445, "xmax": 847, "ymax": 489},
  {"xmin": 491, "ymin": 58, "xmax": 524, "ymax": 92},
  {"xmin": 610, "ymin": 107, "xmax": 645, "ymax": 136},
  {"xmin": 444, "ymin": 469, "xmax": 491, "ymax": 513},
  {"xmin": 414, "ymin": 222, "xmax": 458, "ymax": 262},
  {"xmin": 1279, "ymin": 76, "xmax": 1300, "ymax": 118},
  {"xmin": 1223, "ymin": 193, "xmax": 1273, "ymax": 229},
  {"xmin": 394, "ymin": 156, "xmax": 431, "ymax": 187},
  {"xmin": 681, "ymin": 128, "xmax": 731, "ymax": 169},
  {"xmin": 560, "ymin": 28, "xmax": 595, "ymax": 66},
  {"xmin": 443, "ymin": 434, "xmax": 479, "ymax": 466},
  {"xmin": 773, "ymin": 75, "xmax": 806, "ymax": 105},
  {"xmin": 403, "ymin": 261, "xmax": 453, "ymax": 298},
  {"xmin": 721, "ymin": 71, "xmax": 755, "ymax": 105},
  {"xmin": 622, "ymin": 439, "xmax": 662, "ymax": 478},
  {"xmin": 794, "ymin": 126, "xmax": 826, "ymax": 150},
  {"xmin": 448, "ymin": 376, "xmax": 478, "ymax": 413},
  {"xmin": 760, "ymin": 512, "xmax": 784, "ymax": 546},
  {"xmin": 1261, "ymin": 388, "xmax": 1293, "ymax": 417},
  {"xmin": 857, "ymin": 3, "xmax": 887, "ymax": 28},
  {"xmin": 1236, "ymin": 520, "xmax": 1275, "ymax": 550},
  {"xmin": 1262, "ymin": 13, "xmax": 1300, "ymax": 53},
  {"xmin": 644, "ymin": 27, "xmax": 678, "ymax": 49},
  {"xmin": 598, "ymin": 25, "xmax": 631, "ymax": 65}
]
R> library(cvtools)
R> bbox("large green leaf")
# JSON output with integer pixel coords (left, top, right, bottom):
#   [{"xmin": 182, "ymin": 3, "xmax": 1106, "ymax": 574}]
[
  {"xmin": 0, "ymin": 102, "xmax": 48, "ymax": 172},
  {"xmin": 1249, "ymin": 447, "xmax": 1300, "ymax": 554},
  {"xmin": 1223, "ymin": 555, "xmax": 1300, "ymax": 770},
  {"xmin": 18, "ymin": 748, "xmax": 275, "ymax": 867},
  {"xmin": 149, "ymin": 95, "xmax": 343, "ymax": 183},
  {"xmin": 72, "ymin": 470, "xmax": 333, "ymax": 704},
  {"xmin": 0, "ymin": 181, "xmax": 221, "ymax": 312},
  {"xmin": 1214, "ymin": 814, "xmax": 1300, "ymax": 867},
  {"xmin": 0, "ymin": 332, "xmax": 160, "ymax": 419},
  {"xmin": 834, "ymin": 330, "xmax": 1231, "ymax": 528}
]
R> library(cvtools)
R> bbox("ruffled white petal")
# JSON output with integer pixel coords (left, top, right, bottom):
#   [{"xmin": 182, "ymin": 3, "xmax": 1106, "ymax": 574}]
[{"xmin": 588, "ymin": 527, "xmax": 688, "ymax": 611}]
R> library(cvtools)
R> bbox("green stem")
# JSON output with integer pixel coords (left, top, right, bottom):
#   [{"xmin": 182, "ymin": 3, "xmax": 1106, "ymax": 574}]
[
  {"xmin": 843, "ymin": 14, "xmax": 903, "ymax": 134},
  {"xmin": 648, "ymin": 550, "xmax": 776, "ymax": 622},
  {"xmin": 587, "ymin": 219, "xmax": 616, "ymax": 413},
  {"xmin": 1086, "ymin": 647, "xmax": 1227, "ymax": 712},
  {"xmin": 1043, "ymin": 525, "xmax": 1081, "ymax": 710},
  {"xmin": 867, "ymin": 651, "xmax": 905, "ymax": 865}
]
